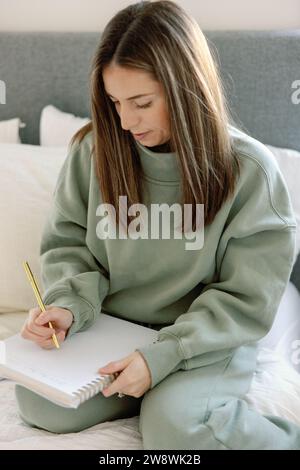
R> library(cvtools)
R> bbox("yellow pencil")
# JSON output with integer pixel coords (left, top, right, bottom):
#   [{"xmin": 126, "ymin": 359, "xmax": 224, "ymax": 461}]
[{"xmin": 22, "ymin": 261, "xmax": 60, "ymax": 349}]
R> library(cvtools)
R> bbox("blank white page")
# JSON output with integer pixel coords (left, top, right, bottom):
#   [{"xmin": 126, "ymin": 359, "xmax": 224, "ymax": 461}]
[{"xmin": 0, "ymin": 313, "xmax": 158, "ymax": 395}]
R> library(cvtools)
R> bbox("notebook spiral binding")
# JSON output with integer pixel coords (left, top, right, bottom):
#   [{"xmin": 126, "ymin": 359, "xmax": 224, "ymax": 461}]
[{"xmin": 72, "ymin": 374, "xmax": 115, "ymax": 404}]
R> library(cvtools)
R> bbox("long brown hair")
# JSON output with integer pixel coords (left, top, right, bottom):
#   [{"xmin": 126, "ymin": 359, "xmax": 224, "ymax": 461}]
[{"xmin": 71, "ymin": 0, "xmax": 241, "ymax": 232}]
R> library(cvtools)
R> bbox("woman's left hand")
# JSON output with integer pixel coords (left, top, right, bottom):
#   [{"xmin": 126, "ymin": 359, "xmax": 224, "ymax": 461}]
[{"xmin": 98, "ymin": 351, "xmax": 152, "ymax": 398}]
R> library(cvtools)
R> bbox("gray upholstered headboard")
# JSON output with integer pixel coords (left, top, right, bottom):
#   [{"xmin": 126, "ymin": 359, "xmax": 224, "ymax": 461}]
[{"xmin": 0, "ymin": 30, "xmax": 299, "ymax": 290}]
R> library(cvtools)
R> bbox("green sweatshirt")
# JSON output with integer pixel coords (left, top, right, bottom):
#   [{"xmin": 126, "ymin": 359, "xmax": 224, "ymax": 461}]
[{"xmin": 40, "ymin": 125, "xmax": 297, "ymax": 389}]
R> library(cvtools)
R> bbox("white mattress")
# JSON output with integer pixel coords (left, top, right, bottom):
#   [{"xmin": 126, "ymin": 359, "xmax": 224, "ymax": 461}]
[{"xmin": 0, "ymin": 282, "xmax": 300, "ymax": 449}]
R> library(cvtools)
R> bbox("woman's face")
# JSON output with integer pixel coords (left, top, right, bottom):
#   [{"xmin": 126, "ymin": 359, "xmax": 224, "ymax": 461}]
[{"xmin": 102, "ymin": 64, "xmax": 171, "ymax": 147}]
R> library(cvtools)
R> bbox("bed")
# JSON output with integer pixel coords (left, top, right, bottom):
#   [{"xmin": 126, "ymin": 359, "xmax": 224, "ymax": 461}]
[{"xmin": 0, "ymin": 29, "xmax": 300, "ymax": 449}]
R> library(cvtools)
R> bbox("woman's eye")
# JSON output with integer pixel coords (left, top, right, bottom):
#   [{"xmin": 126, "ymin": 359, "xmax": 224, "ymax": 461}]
[
  {"xmin": 112, "ymin": 101, "xmax": 152, "ymax": 109},
  {"xmin": 136, "ymin": 102, "xmax": 152, "ymax": 109}
]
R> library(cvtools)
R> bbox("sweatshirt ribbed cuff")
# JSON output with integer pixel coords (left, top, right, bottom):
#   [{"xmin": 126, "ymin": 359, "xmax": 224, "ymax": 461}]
[
  {"xmin": 135, "ymin": 334, "xmax": 187, "ymax": 389},
  {"xmin": 42, "ymin": 291, "xmax": 99, "ymax": 338}
]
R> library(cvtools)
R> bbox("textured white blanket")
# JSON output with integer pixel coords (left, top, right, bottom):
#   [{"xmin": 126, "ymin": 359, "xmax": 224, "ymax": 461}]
[{"xmin": 1, "ymin": 348, "xmax": 300, "ymax": 450}]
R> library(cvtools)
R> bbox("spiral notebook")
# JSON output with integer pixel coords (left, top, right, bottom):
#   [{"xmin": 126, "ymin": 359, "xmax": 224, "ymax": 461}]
[{"xmin": 0, "ymin": 313, "xmax": 158, "ymax": 408}]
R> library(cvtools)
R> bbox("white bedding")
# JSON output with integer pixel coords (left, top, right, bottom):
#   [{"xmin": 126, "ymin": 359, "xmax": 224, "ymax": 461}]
[
  {"xmin": 0, "ymin": 379, "xmax": 142, "ymax": 450},
  {"xmin": 0, "ymin": 347, "xmax": 300, "ymax": 450},
  {"xmin": 0, "ymin": 281, "xmax": 300, "ymax": 449}
]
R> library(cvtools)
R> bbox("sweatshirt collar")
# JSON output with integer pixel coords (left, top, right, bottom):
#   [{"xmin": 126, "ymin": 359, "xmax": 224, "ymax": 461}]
[{"xmin": 135, "ymin": 140, "xmax": 181, "ymax": 183}]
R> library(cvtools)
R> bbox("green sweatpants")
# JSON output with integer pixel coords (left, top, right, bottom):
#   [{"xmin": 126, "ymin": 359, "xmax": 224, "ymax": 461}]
[{"xmin": 15, "ymin": 342, "xmax": 300, "ymax": 449}]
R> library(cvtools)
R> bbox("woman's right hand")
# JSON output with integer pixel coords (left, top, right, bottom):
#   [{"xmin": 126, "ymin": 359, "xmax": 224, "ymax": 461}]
[{"xmin": 21, "ymin": 305, "xmax": 74, "ymax": 349}]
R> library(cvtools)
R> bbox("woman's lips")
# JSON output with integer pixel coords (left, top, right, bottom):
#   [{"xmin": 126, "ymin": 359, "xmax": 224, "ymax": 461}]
[{"xmin": 133, "ymin": 131, "xmax": 150, "ymax": 140}]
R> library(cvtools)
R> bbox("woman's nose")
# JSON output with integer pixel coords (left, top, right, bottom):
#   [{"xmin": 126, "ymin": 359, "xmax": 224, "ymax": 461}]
[{"xmin": 119, "ymin": 107, "xmax": 139, "ymax": 131}]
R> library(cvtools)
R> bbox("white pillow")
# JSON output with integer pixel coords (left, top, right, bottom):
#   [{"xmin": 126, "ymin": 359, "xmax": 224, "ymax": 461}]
[
  {"xmin": 0, "ymin": 143, "xmax": 68, "ymax": 312},
  {"xmin": 258, "ymin": 281, "xmax": 300, "ymax": 374},
  {"xmin": 0, "ymin": 118, "xmax": 25, "ymax": 144},
  {"xmin": 266, "ymin": 144, "xmax": 300, "ymax": 261},
  {"xmin": 40, "ymin": 105, "xmax": 90, "ymax": 147},
  {"xmin": 245, "ymin": 347, "xmax": 300, "ymax": 426}
]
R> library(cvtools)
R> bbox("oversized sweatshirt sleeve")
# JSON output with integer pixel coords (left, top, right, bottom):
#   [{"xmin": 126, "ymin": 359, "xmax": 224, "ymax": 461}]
[
  {"xmin": 136, "ymin": 148, "xmax": 297, "ymax": 389},
  {"xmin": 40, "ymin": 136, "xmax": 110, "ymax": 337}
]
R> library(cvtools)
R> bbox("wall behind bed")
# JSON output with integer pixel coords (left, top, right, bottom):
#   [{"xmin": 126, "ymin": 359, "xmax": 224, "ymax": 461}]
[{"xmin": 0, "ymin": 30, "xmax": 299, "ymax": 290}]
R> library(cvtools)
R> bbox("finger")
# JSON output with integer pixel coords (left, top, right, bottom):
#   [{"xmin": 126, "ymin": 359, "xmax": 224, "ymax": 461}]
[
  {"xmin": 28, "ymin": 306, "xmax": 52, "ymax": 323},
  {"xmin": 22, "ymin": 326, "xmax": 55, "ymax": 342},
  {"xmin": 27, "ymin": 307, "xmax": 54, "ymax": 336},
  {"xmin": 27, "ymin": 321, "xmax": 56, "ymax": 337},
  {"xmin": 102, "ymin": 371, "xmax": 127, "ymax": 397},
  {"xmin": 98, "ymin": 358, "xmax": 128, "ymax": 375},
  {"xmin": 35, "ymin": 309, "xmax": 60, "ymax": 326},
  {"xmin": 37, "ymin": 330, "xmax": 65, "ymax": 349},
  {"xmin": 102, "ymin": 380, "xmax": 119, "ymax": 397},
  {"xmin": 29, "ymin": 306, "xmax": 42, "ymax": 320}
]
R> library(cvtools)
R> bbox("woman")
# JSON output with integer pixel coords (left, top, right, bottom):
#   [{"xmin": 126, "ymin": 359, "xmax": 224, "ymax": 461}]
[{"xmin": 16, "ymin": 1, "xmax": 299, "ymax": 449}]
